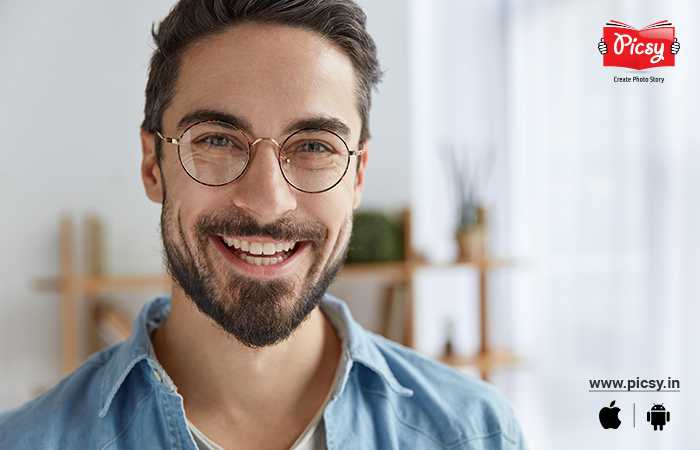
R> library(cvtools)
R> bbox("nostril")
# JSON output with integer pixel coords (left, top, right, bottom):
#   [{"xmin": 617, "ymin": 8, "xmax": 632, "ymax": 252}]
[{"xmin": 230, "ymin": 162, "xmax": 298, "ymax": 221}]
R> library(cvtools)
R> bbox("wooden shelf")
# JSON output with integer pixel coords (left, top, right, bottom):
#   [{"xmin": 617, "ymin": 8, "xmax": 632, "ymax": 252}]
[
  {"xmin": 338, "ymin": 261, "xmax": 416, "ymax": 282},
  {"xmin": 46, "ymin": 211, "xmax": 523, "ymax": 381},
  {"xmin": 36, "ymin": 275, "xmax": 170, "ymax": 294},
  {"xmin": 37, "ymin": 264, "xmax": 404, "ymax": 294},
  {"xmin": 440, "ymin": 349, "xmax": 520, "ymax": 374},
  {"xmin": 338, "ymin": 258, "xmax": 517, "ymax": 281},
  {"xmin": 35, "ymin": 258, "xmax": 516, "ymax": 294},
  {"xmin": 454, "ymin": 257, "xmax": 519, "ymax": 270}
]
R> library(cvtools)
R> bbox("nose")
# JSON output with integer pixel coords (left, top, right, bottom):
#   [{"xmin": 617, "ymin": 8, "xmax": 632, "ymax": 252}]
[{"xmin": 230, "ymin": 139, "xmax": 297, "ymax": 222}]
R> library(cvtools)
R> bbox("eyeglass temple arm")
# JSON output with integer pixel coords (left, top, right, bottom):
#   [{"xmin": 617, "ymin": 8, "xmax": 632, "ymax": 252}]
[
  {"xmin": 349, "ymin": 142, "xmax": 365, "ymax": 156},
  {"xmin": 156, "ymin": 131, "xmax": 179, "ymax": 145}
]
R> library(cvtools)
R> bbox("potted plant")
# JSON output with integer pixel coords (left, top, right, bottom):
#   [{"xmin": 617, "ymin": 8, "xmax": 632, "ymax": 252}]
[{"xmin": 444, "ymin": 144, "xmax": 493, "ymax": 261}]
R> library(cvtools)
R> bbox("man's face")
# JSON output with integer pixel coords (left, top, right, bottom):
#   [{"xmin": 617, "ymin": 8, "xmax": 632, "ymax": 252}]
[{"xmin": 141, "ymin": 24, "xmax": 367, "ymax": 347}]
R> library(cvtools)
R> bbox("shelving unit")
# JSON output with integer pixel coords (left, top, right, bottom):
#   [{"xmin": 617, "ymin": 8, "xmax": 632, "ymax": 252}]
[
  {"xmin": 439, "ymin": 255, "xmax": 520, "ymax": 381},
  {"xmin": 47, "ymin": 216, "xmax": 171, "ymax": 375},
  {"xmin": 39, "ymin": 213, "xmax": 520, "ymax": 380}
]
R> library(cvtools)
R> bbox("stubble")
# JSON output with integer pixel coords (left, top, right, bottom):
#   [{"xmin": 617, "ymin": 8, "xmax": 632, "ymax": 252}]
[{"xmin": 160, "ymin": 203, "xmax": 350, "ymax": 348}]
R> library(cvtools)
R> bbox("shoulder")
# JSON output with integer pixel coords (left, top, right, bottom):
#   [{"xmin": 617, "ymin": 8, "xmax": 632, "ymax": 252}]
[
  {"xmin": 321, "ymin": 294, "xmax": 524, "ymax": 448},
  {"xmin": 0, "ymin": 297, "xmax": 173, "ymax": 449},
  {"xmin": 361, "ymin": 332, "xmax": 524, "ymax": 448},
  {"xmin": 0, "ymin": 345, "xmax": 133, "ymax": 449}
]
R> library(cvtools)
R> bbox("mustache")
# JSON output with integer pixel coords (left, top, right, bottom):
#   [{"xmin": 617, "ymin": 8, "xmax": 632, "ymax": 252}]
[{"xmin": 193, "ymin": 209, "xmax": 327, "ymax": 243}]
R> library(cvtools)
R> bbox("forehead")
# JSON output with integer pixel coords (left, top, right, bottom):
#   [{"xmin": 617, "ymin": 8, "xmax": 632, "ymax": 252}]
[{"xmin": 164, "ymin": 23, "xmax": 360, "ymax": 137}]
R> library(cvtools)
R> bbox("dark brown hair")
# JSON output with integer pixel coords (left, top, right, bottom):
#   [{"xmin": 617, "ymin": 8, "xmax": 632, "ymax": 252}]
[{"xmin": 142, "ymin": 0, "xmax": 382, "ymax": 160}]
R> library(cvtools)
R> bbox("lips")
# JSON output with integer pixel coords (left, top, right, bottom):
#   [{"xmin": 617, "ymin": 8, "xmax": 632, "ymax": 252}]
[{"xmin": 220, "ymin": 236, "xmax": 298, "ymax": 266}]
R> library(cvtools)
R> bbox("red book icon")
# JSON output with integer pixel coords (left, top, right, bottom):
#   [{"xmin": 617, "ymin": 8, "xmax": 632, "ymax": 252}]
[{"xmin": 603, "ymin": 20, "xmax": 675, "ymax": 70}]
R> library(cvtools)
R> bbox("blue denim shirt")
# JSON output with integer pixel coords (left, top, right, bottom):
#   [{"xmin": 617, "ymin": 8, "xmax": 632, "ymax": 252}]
[{"xmin": 0, "ymin": 295, "xmax": 525, "ymax": 449}]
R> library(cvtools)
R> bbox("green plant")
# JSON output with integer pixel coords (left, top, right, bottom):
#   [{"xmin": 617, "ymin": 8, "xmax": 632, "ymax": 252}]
[
  {"xmin": 346, "ymin": 212, "xmax": 404, "ymax": 263},
  {"xmin": 442, "ymin": 143, "xmax": 494, "ymax": 231}
]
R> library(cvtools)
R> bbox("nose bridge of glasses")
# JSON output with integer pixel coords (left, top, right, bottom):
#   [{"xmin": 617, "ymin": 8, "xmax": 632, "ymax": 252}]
[{"xmin": 250, "ymin": 136, "xmax": 283, "ymax": 151}]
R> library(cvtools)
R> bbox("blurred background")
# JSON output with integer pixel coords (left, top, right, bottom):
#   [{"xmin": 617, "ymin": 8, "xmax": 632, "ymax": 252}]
[{"xmin": 1, "ymin": 0, "xmax": 699, "ymax": 448}]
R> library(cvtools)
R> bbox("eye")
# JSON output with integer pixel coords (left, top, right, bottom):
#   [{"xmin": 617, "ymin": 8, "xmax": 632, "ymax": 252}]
[
  {"xmin": 281, "ymin": 130, "xmax": 347, "ymax": 169},
  {"xmin": 202, "ymin": 134, "xmax": 236, "ymax": 148},
  {"xmin": 294, "ymin": 140, "xmax": 336, "ymax": 155},
  {"xmin": 189, "ymin": 132, "xmax": 248, "ymax": 156}
]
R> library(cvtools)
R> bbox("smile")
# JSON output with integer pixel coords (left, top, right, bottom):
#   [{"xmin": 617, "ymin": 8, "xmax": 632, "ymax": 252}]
[{"xmin": 220, "ymin": 236, "xmax": 299, "ymax": 266}]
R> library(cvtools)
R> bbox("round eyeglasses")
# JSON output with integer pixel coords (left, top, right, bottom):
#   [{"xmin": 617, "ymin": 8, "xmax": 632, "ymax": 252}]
[{"xmin": 156, "ymin": 120, "xmax": 365, "ymax": 193}]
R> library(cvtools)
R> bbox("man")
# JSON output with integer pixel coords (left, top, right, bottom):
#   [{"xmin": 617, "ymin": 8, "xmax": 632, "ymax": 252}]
[{"xmin": 0, "ymin": 1, "xmax": 525, "ymax": 448}]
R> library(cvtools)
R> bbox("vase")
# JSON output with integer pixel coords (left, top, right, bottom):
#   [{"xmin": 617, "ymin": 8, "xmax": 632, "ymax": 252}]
[{"xmin": 455, "ymin": 207, "xmax": 486, "ymax": 261}]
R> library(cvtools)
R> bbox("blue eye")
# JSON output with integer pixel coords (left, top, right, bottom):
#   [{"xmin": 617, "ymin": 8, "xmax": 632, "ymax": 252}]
[
  {"xmin": 190, "ymin": 133, "xmax": 248, "ymax": 156},
  {"xmin": 203, "ymin": 134, "xmax": 235, "ymax": 147},
  {"xmin": 294, "ymin": 140, "xmax": 336, "ymax": 154}
]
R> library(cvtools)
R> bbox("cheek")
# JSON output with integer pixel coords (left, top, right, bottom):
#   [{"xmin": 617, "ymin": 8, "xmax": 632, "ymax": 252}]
[
  {"xmin": 304, "ymin": 186, "xmax": 355, "ymax": 255},
  {"xmin": 162, "ymin": 163, "xmax": 220, "ymax": 230}
]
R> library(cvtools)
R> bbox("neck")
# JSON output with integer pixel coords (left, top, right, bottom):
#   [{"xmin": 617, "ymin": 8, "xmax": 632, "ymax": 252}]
[{"xmin": 152, "ymin": 286, "xmax": 341, "ymax": 444}]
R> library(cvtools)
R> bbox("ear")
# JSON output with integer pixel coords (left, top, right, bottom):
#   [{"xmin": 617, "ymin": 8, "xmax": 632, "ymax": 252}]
[
  {"xmin": 352, "ymin": 140, "xmax": 369, "ymax": 210},
  {"xmin": 141, "ymin": 130, "xmax": 164, "ymax": 204}
]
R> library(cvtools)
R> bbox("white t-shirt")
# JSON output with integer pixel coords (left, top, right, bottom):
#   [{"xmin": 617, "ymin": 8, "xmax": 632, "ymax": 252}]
[
  {"xmin": 180, "ymin": 354, "xmax": 343, "ymax": 450},
  {"xmin": 188, "ymin": 411, "xmax": 327, "ymax": 450}
]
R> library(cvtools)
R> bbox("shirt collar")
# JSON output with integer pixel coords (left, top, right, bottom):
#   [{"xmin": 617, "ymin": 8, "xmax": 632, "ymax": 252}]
[
  {"xmin": 98, "ymin": 294, "xmax": 412, "ymax": 417},
  {"xmin": 319, "ymin": 295, "xmax": 413, "ymax": 397},
  {"xmin": 99, "ymin": 296, "xmax": 170, "ymax": 418}
]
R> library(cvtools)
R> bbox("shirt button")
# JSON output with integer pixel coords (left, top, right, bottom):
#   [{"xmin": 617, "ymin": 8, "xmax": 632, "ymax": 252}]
[{"xmin": 153, "ymin": 369, "xmax": 163, "ymax": 382}]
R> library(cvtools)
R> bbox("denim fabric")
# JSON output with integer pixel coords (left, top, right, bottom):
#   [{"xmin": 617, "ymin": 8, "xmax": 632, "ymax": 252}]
[{"xmin": 0, "ymin": 295, "xmax": 526, "ymax": 449}]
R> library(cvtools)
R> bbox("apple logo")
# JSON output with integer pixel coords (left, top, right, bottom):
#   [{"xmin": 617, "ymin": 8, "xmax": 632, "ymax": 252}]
[{"xmin": 599, "ymin": 400, "xmax": 621, "ymax": 429}]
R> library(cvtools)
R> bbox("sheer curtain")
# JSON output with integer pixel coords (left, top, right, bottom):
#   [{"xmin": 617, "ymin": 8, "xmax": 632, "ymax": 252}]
[{"xmin": 409, "ymin": 0, "xmax": 700, "ymax": 448}]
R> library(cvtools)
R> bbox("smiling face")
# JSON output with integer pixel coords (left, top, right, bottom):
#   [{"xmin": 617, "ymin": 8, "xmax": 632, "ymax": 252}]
[{"xmin": 141, "ymin": 23, "xmax": 367, "ymax": 347}]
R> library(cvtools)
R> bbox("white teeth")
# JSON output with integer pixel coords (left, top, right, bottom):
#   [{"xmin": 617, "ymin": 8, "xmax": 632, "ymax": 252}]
[
  {"xmin": 222, "ymin": 236, "xmax": 298, "ymax": 260},
  {"xmin": 237, "ymin": 254, "xmax": 288, "ymax": 266}
]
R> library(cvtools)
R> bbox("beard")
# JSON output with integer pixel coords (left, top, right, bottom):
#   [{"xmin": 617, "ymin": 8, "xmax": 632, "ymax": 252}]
[{"xmin": 160, "ymin": 203, "xmax": 350, "ymax": 348}]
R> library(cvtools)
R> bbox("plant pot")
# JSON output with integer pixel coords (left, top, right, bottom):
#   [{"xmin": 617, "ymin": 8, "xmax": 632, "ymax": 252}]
[
  {"xmin": 455, "ymin": 206, "xmax": 487, "ymax": 261},
  {"xmin": 455, "ymin": 226, "xmax": 485, "ymax": 262}
]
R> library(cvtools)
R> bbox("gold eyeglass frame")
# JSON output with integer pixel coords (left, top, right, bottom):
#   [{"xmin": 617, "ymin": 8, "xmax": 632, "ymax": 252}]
[{"xmin": 156, "ymin": 120, "xmax": 365, "ymax": 194}]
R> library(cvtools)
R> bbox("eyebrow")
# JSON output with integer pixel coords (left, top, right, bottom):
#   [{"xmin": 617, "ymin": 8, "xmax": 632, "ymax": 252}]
[
  {"xmin": 177, "ymin": 109, "xmax": 254, "ymax": 134},
  {"xmin": 283, "ymin": 117, "xmax": 351, "ymax": 140},
  {"xmin": 176, "ymin": 109, "xmax": 352, "ymax": 141}
]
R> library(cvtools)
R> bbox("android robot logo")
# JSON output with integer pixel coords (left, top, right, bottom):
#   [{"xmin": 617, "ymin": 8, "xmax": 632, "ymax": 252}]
[{"xmin": 647, "ymin": 403, "xmax": 670, "ymax": 430}]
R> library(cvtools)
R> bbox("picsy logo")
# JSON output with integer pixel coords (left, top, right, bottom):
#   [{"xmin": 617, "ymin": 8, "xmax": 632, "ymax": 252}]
[{"xmin": 598, "ymin": 20, "xmax": 680, "ymax": 70}]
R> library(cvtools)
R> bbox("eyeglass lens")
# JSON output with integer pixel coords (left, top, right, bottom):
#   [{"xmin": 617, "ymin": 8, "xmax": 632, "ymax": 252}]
[{"xmin": 178, "ymin": 122, "xmax": 351, "ymax": 192}]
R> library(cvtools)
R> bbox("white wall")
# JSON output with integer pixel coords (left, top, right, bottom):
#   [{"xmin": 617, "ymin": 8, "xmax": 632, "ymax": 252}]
[
  {"xmin": 0, "ymin": 0, "xmax": 411, "ymax": 411},
  {"xmin": 356, "ymin": 0, "xmax": 410, "ymax": 211},
  {"xmin": 0, "ymin": 0, "xmax": 172, "ymax": 411}
]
